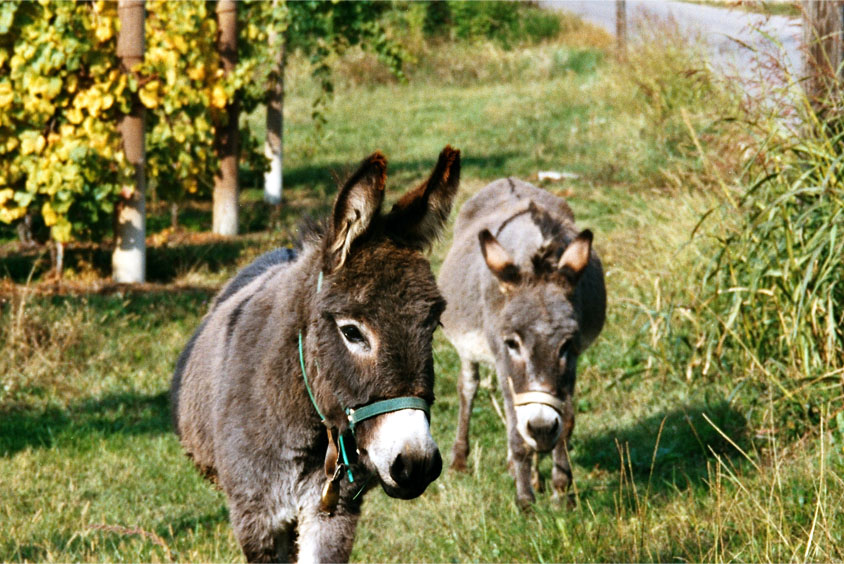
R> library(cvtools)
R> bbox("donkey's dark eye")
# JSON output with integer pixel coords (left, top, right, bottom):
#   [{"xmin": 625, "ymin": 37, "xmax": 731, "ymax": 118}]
[
  {"xmin": 504, "ymin": 338, "xmax": 520, "ymax": 352},
  {"xmin": 558, "ymin": 341, "xmax": 571, "ymax": 360},
  {"xmin": 340, "ymin": 325, "xmax": 367, "ymax": 346}
]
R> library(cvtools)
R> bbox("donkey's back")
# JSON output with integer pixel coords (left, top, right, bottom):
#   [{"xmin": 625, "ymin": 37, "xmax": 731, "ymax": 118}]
[
  {"xmin": 441, "ymin": 178, "xmax": 604, "ymax": 358},
  {"xmin": 170, "ymin": 246, "xmax": 300, "ymax": 478}
]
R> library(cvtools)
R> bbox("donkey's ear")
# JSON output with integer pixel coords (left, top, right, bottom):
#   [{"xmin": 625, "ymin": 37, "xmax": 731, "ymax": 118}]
[
  {"xmin": 557, "ymin": 229, "xmax": 592, "ymax": 284},
  {"xmin": 326, "ymin": 151, "xmax": 387, "ymax": 272},
  {"xmin": 385, "ymin": 146, "xmax": 460, "ymax": 250},
  {"xmin": 479, "ymin": 229, "xmax": 521, "ymax": 292}
]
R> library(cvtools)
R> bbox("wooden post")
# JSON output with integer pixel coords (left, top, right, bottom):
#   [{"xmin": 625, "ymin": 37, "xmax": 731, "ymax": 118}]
[
  {"xmin": 803, "ymin": 0, "xmax": 844, "ymax": 105},
  {"xmin": 264, "ymin": 0, "xmax": 285, "ymax": 206},
  {"xmin": 616, "ymin": 0, "xmax": 627, "ymax": 59},
  {"xmin": 113, "ymin": 0, "xmax": 146, "ymax": 283},
  {"xmin": 213, "ymin": 0, "xmax": 239, "ymax": 236}
]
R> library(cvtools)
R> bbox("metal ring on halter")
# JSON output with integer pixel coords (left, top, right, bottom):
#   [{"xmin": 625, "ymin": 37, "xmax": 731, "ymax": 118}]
[{"xmin": 508, "ymin": 377, "xmax": 566, "ymax": 417}]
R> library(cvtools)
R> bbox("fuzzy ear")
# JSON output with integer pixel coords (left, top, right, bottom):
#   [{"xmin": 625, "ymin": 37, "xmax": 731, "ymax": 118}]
[
  {"xmin": 557, "ymin": 229, "xmax": 592, "ymax": 284},
  {"xmin": 326, "ymin": 152, "xmax": 387, "ymax": 272},
  {"xmin": 385, "ymin": 145, "xmax": 460, "ymax": 250},
  {"xmin": 479, "ymin": 229, "xmax": 521, "ymax": 291}
]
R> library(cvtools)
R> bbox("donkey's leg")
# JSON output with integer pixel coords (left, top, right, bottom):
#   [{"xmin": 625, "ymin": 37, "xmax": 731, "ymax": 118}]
[
  {"xmin": 450, "ymin": 359, "xmax": 480, "ymax": 472},
  {"xmin": 530, "ymin": 451, "xmax": 544, "ymax": 493},
  {"xmin": 229, "ymin": 500, "xmax": 284, "ymax": 563},
  {"xmin": 551, "ymin": 399, "xmax": 576, "ymax": 509},
  {"xmin": 296, "ymin": 503, "xmax": 360, "ymax": 563},
  {"xmin": 498, "ymin": 372, "xmax": 535, "ymax": 511}
]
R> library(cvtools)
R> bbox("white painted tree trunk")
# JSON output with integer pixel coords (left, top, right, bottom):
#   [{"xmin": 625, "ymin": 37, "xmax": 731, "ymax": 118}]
[
  {"xmin": 113, "ymin": 0, "xmax": 146, "ymax": 283},
  {"xmin": 213, "ymin": 0, "xmax": 239, "ymax": 236},
  {"xmin": 263, "ymin": 138, "xmax": 283, "ymax": 205},
  {"xmin": 264, "ymin": 1, "xmax": 285, "ymax": 206},
  {"xmin": 113, "ymin": 182, "xmax": 146, "ymax": 283}
]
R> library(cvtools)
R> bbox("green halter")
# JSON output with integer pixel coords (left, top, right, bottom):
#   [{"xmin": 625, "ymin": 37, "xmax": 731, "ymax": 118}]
[{"xmin": 297, "ymin": 272, "xmax": 431, "ymax": 485}]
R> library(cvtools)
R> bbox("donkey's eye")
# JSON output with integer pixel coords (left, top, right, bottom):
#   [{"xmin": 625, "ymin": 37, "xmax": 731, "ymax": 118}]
[
  {"xmin": 558, "ymin": 341, "xmax": 571, "ymax": 360},
  {"xmin": 340, "ymin": 324, "xmax": 367, "ymax": 346},
  {"xmin": 504, "ymin": 338, "xmax": 520, "ymax": 352}
]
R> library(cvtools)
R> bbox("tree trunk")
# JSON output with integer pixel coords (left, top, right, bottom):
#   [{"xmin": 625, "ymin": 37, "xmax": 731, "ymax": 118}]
[
  {"xmin": 803, "ymin": 0, "xmax": 844, "ymax": 106},
  {"xmin": 213, "ymin": 0, "xmax": 239, "ymax": 236},
  {"xmin": 113, "ymin": 0, "xmax": 146, "ymax": 283},
  {"xmin": 264, "ymin": 0, "xmax": 285, "ymax": 206},
  {"xmin": 616, "ymin": 0, "xmax": 627, "ymax": 59}
]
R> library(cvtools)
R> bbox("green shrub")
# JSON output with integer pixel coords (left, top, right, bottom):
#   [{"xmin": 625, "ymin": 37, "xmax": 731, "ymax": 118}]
[{"xmin": 419, "ymin": 1, "xmax": 563, "ymax": 48}]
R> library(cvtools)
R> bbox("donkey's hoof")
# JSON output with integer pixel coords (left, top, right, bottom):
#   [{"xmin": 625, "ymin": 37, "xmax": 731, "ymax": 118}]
[
  {"xmin": 515, "ymin": 495, "xmax": 535, "ymax": 513},
  {"xmin": 449, "ymin": 457, "xmax": 469, "ymax": 473},
  {"xmin": 552, "ymin": 491, "xmax": 576, "ymax": 510}
]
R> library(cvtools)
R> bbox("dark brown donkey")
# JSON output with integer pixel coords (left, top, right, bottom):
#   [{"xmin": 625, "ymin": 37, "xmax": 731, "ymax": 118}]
[
  {"xmin": 439, "ymin": 178, "xmax": 605, "ymax": 510},
  {"xmin": 171, "ymin": 147, "xmax": 460, "ymax": 562}
]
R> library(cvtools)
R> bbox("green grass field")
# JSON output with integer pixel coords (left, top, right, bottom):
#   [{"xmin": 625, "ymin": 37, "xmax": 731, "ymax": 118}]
[{"xmin": 2, "ymin": 13, "xmax": 842, "ymax": 563}]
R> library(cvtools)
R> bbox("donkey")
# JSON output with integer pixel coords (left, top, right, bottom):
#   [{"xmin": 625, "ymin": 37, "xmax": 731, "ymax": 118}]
[
  {"xmin": 439, "ymin": 178, "xmax": 605, "ymax": 510},
  {"xmin": 170, "ymin": 147, "xmax": 460, "ymax": 562}
]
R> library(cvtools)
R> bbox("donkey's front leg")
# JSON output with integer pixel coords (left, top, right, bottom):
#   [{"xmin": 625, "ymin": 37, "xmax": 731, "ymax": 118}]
[
  {"xmin": 499, "ymin": 374, "xmax": 535, "ymax": 511},
  {"xmin": 296, "ymin": 496, "xmax": 360, "ymax": 563},
  {"xmin": 450, "ymin": 359, "xmax": 479, "ymax": 472},
  {"xmin": 507, "ymin": 423, "xmax": 536, "ymax": 511},
  {"xmin": 551, "ymin": 399, "xmax": 576, "ymax": 509},
  {"xmin": 229, "ymin": 497, "xmax": 294, "ymax": 563}
]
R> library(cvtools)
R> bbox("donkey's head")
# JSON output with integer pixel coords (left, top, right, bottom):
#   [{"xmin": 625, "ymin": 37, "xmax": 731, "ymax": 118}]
[
  {"xmin": 308, "ymin": 147, "xmax": 459, "ymax": 499},
  {"xmin": 478, "ymin": 205, "xmax": 593, "ymax": 453}
]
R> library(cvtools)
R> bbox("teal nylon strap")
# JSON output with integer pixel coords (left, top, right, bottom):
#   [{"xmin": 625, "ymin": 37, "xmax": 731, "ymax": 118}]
[
  {"xmin": 346, "ymin": 396, "xmax": 430, "ymax": 432},
  {"xmin": 298, "ymin": 331, "xmax": 326, "ymax": 422}
]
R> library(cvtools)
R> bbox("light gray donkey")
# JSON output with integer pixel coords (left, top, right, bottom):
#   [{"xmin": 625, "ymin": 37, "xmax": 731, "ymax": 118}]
[
  {"xmin": 439, "ymin": 178, "xmax": 605, "ymax": 510},
  {"xmin": 171, "ymin": 147, "xmax": 460, "ymax": 562}
]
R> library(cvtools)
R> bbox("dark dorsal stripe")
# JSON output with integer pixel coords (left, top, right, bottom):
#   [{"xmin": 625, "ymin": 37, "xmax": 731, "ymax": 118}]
[{"xmin": 215, "ymin": 247, "xmax": 298, "ymax": 307}]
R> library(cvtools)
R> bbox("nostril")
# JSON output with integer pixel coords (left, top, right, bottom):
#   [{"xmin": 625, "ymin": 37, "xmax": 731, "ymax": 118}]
[
  {"xmin": 527, "ymin": 419, "xmax": 559, "ymax": 440},
  {"xmin": 390, "ymin": 453, "xmax": 410, "ymax": 485},
  {"xmin": 390, "ymin": 449, "xmax": 442, "ymax": 490}
]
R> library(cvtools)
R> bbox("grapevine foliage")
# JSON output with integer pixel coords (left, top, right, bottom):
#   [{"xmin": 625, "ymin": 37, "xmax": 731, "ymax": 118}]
[
  {"xmin": 0, "ymin": 0, "xmax": 401, "ymax": 246},
  {"xmin": 0, "ymin": 1, "xmax": 129, "ymax": 243}
]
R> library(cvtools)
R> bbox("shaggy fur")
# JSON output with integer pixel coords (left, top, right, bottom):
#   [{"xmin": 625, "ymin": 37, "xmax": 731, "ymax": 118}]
[
  {"xmin": 439, "ymin": 178, "xmax": 606, "ymax": 510},
  {"xmin": 171, "ymin": 147, "xmax": 460, "ymax": 562}
]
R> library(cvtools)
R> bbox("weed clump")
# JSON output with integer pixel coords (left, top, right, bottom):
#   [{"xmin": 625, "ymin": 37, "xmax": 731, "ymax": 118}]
[{"xmin": 689, "ymin": 98, "xmax": 844, "ymax": 438}]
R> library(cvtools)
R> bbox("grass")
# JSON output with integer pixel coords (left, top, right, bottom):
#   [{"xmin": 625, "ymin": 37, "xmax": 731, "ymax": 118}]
[{"xmin": 2, "ymin": 11, "xmax": 843, "ymax": 564}]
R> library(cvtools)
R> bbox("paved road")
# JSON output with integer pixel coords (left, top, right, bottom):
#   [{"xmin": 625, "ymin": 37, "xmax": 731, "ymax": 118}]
[{"xmin": 542, "ymin": 1, "xmax": 804, "ymax": 84}]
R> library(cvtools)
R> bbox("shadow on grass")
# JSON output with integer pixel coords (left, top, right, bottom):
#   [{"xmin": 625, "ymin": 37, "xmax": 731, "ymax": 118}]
[
  {"xmin": 573, "ymin": 399, "xmax": 749, "ymax": 496},
  {"xmin": 164, "ymin": 505, "xmax": 230, "ymax": 540},
  {"xmin": 0, "ymin": 391, "xmax": 172, "ymax": 457},
  {"xmin": 0, "ymin": 238, "xmax": 253, "ymax": 285}
]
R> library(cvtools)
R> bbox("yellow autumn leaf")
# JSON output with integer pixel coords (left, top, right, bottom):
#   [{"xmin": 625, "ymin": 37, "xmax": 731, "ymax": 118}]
[
  {"xmin": 5, "ymin": 137, "xmax": 18, "ymax": 152},
  {"xmin": 0, "ymin": 189, "xmax": 14, "ymax": 206},
  {"xmin": 67, "ymin": 107, "xmax": 84, "ymax": 125},
  {"xmin": 210, "ymin": 84, "xmax": 227, "ymax": 109},
  {"xmin": 95, "ymin": 19, "xmax": 113, "ymax": 42},
  {"xmin": 139, "ymin": 80, "xmax": 160, "ymax": 109},
  {"xmin": 172, "ymin": 35, "xmax": 188, "ymax": 53},
  {"xmin": 66, "ymin": 74, "xmax": 78, "ymax": 94},
  {"xmin": 187, "ymin": 64, "xmax": 206, "ymax": 82},
  {"xmin": 0, "ymin": 82, "xmax": 13, "ymax": 108},
  {"xmin": 52, "ymin": 220, "xmax": 72, "ymax": 243},
  {"xmin": 0, "ymin": 205, "xmax": 27, "ymax": 224},
  {"xmin": 21, "ymin": 134, "xmax": 46, "ymax": 155},
  {"xmin": 42, "ymin": 201, "xmax": 57, "ymax": 226}
]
